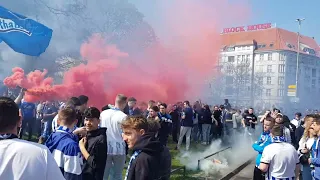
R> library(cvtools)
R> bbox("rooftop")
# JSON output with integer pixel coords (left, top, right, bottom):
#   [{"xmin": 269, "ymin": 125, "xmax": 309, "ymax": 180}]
[{"xmin": 221, "ymin": 27, "xmax": 320, "ymax": 57}]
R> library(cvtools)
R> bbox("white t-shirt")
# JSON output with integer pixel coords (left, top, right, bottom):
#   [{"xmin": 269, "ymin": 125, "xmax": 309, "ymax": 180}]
[
  {"xmin": 260, "ymin": 142, "xmax": 299, "ymax": 179},
  {"xmin": 100, "ymin": 109, "xmax": 127, "ymax": 155},
  {"xmin": 0, "ymin": 138, "xmax": 65, "ymax": 180}
]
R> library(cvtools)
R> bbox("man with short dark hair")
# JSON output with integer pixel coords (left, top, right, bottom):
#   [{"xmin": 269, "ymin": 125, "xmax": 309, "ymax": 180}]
[
  {"xmin": 127, "ymin": 97, "xmax": 142, "ymax": 116},
  {"xmin": 157, "ymin": 103, "xmax": 172, "ymax": 146},
  {"xmin": 45, "ymin": 107, "xmax": 83, "ymax": 180},
  {"xmin": 177, "ymin": 100, "xmax": 194, "ymax": 151},
  {"xmin": 259, "ymin": 125, "xmax": 300, "ymax": 179},
  {"xmin": 77, "ymin": 95, "xmax": 89, "ymax": 127},
  {"xmin": 0, "ymin": 97, "xmax": 64, "ymax": 180},
  {"xmin": 80, "ymin": 107, "xmax": 107, "ymax": 180}
]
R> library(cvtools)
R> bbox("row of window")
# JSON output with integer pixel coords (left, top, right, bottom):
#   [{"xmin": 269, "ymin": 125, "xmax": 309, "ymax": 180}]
[{"xmin": 225, "ymin": 88, "xmax": 284, "ymax": 97}]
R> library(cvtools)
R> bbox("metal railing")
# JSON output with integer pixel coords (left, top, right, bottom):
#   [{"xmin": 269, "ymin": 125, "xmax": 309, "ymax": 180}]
[{"xmin": 197, "ymin": 146, "xmax": 232, "ymax": 170}]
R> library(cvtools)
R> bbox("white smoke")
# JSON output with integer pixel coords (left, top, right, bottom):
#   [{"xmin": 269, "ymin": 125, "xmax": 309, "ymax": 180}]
[{"xmin": 176, "ymin": 131, "xmax": 256, "ymax": 177}]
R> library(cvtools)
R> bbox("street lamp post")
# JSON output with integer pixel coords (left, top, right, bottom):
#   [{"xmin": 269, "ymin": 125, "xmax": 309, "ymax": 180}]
[{"xmin": 295, "ymin": 18, "xmax": 305, "ymax": 104}]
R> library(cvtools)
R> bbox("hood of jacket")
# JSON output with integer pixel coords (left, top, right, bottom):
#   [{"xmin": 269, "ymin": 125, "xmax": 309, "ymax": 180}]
[
  {"xmin": 45, "ymin": 131, "xmax": 78, "ymax": 152},
  {"xmin": 132, "ymin": 133, "xmax": 163, "ymax": 156}
]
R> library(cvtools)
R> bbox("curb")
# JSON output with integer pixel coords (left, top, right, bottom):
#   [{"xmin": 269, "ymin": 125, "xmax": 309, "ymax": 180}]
[{"xmin": 219, "ymin": 157, "xmax": 254, "ymax": 180}]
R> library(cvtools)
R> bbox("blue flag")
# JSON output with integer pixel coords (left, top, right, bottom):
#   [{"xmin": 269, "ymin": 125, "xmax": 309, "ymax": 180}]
[{"xmin": 0, "ymin": 6, "xmax": 53, "ymax": 56}]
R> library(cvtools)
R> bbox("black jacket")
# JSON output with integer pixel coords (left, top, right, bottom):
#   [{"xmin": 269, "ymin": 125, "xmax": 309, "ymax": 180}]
[
  {"xmin": 126, "ymin": 133, "xmax": 163, "ymax": 180},
  {"xmin": 82, "ymin": 128, "xmax": 107, "ymax": 180},
  {"xmin": 200, "ymin": 109, "xmax": 213, "ymax": 125}
]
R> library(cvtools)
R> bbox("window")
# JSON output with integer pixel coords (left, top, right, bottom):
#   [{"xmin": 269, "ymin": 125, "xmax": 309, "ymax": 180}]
[
  {"xmin": 237, "ymin": 55, "xmax": 241, "ymax": 62},
  {"xmin": 267, "ymin": 65, "xmax": 272, "ymax": 73},
  {"xmin": 241, "ymin": 55, "xmax": 246, "ymax": 62},
  {"xmin": 267, "ymin": 77, "xmax": 272, "ymax": 85},
  {"xmin": 266, "ymin": 89, "xmax": 271, "ymax": 96},
  {"xmin": 228, "ymin": 56, "xmax": 235, "ymax": 62},
  {"xmin": 278, "ymin": 64, "xmax": 285, "ymax": 73},
  {"xmin": 278, "ymin": 76, "xmax": 284, "ymax": 85},
  {"xmin": 312, "ymin": 79, "xmax": 316, "ymax": 88},
  {"xmin": 277, "ymin": 89, "xmax": 284, "ymax": 97},
  {"xmin": 280, "ymin": 53, "xmax": 286, "ymax": 61},
  {"xmin": 226, "ymin": 66, "xmax": 233, "ymax": 73},
  {"xmin": 246, "ymin": 55, "xmax": 251, "ymax": 63},
  {"xmin": 312, "ymin": 69, "xmax": 316, "ymax": 77},
  {"xmin": 268, "ymin": 53, "xmax": 272, "ymax": 61},
  {"xmin": 260, "ymin": 54, "xmax": 264, "ymax": 61}
]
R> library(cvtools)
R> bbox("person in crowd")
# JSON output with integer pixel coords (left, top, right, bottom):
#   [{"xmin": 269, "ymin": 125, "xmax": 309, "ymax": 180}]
[
  {"xmin": 291, "ymin": 112, "xmax": 302, "ymax": 128},
  {"xmin": 45, "ymin": 107, "xmax": 83, "ymax": 180},
  {"xmin": 220, "ymin": 105, "xmax": 229, "ymax": 136},
  {"xmin": 77, "ymin": 95, "xmax": 89, "ymax": 127},
  {"xmin": 121, "ymin": 115, "xmax": 163, "ymax": 180},
  {"xmin": 212, "ymin": 105, "xmax": 221, "ymax": 138},
  {"xmin": 193, "ymin": 101, "xmax": 202, "ymax": 143},
  {"xmin": 298, "ymin": 114, "xmax": 317, "ymax": 180},
  {"xmin": 147, "ymin": 118, "xmax": 171, "ymax": 180},
  {"xmin": 232, "ymin": 109, "xmax": 242, "ymax": 135},
  {"xmin": 200, "ymin": 104, "xmax": 212, "ymax": 145},
  {"xmin": 127, "ymin": 97, "xmax": 142, "ymax": 116},
  {"xmin": 223, "ymin": 99, "xmax": 231, "ymax": 111},
  {"xmin": 252, "ymin": 116, "xmax": 275, "ymax": 180},
  {"xmin": 100, "ymin": 94, "xmax": 127, "ymax": 180},
  {"xmin": 0, "ymin": 97, "xmax": 65, "ymax": 180},
  {"xmin": 169, "ymin": 104, "xmax": 180, "ymax": 143},
  {"xmin": 144, "ymin": 100, "xmax": 155, "ymax": 117},
  {"xmin": 259, "ymin": 125, "xmax": 300, "ymax": 179},
  {"xmin": 308, "ymin": 115, "xmax": 320, "ymax": 180},
  {"xmin": 242, "ymin": 108, "xmax": 258, "ymax": 142},
  {"xmin": 52, "ymin": 97, "xmax": 82, "ymax": 132},
  {"xmin": 79, "ymin": 107, "xmax": 107, "ymax": 180},
  {"xmin": 157, "ymin": 103, "xmax": 172, "ymax": 146},
  {"xmin": 39, "ymin": 101, "xmax": 58, "ymax": 144},
  {"xmin": 18, "ymin": 99, "xmax": 36, "ymax": 141},
  {"xmin": 275, "ymin": 114, "xmax": 295, "ymax": 145},
  {"xmin": 147, "ymin": 106, "xmax": 160, "ymax": 121},
  {"xmin": 177, "ymin": 100, "xmax": 194, "ymax": 151}
]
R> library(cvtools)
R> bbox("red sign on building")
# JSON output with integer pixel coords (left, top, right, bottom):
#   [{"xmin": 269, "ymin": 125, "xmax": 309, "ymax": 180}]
[{"xmin": 222, "ymin": 23, "xmax": 272, "ymax": 34}]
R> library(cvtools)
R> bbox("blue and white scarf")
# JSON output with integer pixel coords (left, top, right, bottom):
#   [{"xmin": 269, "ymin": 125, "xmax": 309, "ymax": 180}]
[
  {"xmin": 272, "ymin": 136, "xmax": 286, "ymax": 143},
  {"xmin": 56, "ymin": 126, "xmax": 73, "ymax": 133},
  {"xmin": 124, "ymin": 150, "xmax": 142, "ymax": 180},
  {"xmin": 0, "ymin": 134, "xmax": 18, "ymax": 140}
]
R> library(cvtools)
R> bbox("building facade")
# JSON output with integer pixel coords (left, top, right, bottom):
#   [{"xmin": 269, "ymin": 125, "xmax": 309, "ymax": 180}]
[{"xmin": 215, "ymin": 25, "xmax": 320, "ymax": 110}]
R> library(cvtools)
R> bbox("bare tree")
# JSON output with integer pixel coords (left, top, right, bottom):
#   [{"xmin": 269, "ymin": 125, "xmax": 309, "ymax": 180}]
[{"xmin": 221, "ymin": 59, "xmax": 264, "ymax": 107}]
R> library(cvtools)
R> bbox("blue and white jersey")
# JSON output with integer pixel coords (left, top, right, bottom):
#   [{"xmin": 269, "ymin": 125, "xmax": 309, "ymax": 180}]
[{"xmin": 45, "ymin": 126, "xmax": 83, "ymax": 180}]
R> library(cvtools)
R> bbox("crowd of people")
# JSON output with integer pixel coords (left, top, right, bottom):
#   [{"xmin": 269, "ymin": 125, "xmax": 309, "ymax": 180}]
[
  {"xmin": 2, "ymin": 87, "xmax": 320, "ymax": 180},
  {"xmin": 252, "ymin": 109, "xmax": 320, "ymax": 180}
]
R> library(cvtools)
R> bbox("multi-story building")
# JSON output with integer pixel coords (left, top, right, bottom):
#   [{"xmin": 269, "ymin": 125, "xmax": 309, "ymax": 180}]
[{"xmin": 215, "ymin": 23, "xmax": 320, "ymax": 110}]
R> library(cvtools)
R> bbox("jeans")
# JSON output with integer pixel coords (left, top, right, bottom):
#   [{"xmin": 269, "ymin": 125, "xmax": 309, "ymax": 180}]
[
  {"xmin": 41, "ymin": 119, "xmax": 52, "ymax": 140},
  {"xmin": 192, "ymin": 124, "xmax": 199, "ymax": 142},
  {"xmin": 178, "ymin": 126, "xmax": 192, "ymax": 151},
  {"xmin": 302, "ymin": 164, "xmax": 312, "ymax": 180},
  {"xmin": 202, "ymin": 124, "xmax": 211, "ymax": 144},
  {"xmin": 103, "ymin": 154, "xmax": 126, "ymax": 180}
]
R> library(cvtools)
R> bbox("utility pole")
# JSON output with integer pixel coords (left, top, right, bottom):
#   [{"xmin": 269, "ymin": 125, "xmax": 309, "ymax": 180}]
[{"xmin": 295, "ymin": 18, "xmax": 305, "ymax": 106}]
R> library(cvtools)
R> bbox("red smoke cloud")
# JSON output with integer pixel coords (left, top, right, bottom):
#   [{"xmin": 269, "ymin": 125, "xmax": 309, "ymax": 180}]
[{"xmin": 3, "ymin": 1, "xmax": 249, "ymax": 108}]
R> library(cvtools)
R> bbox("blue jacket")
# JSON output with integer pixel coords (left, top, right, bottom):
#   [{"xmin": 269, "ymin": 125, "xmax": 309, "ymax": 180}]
[
  {"xmin": 45, "ymin": 127, "xmax": 82, "ymax": 180},
  {"xmin": 252, "ymin": 131, "xmax": 272, "ymax": 166},
  {"xmin": 311, "ymin": 138, "xmax": 320, "ymax": 180}
]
